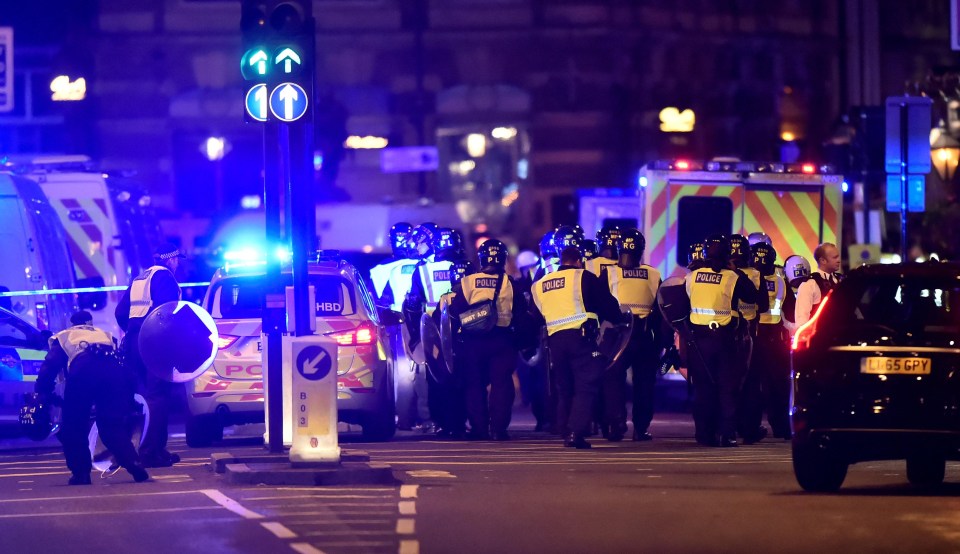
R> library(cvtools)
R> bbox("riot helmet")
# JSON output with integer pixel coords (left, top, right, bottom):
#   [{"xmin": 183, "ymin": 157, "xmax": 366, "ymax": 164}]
[
  {"xmin": 703, "ymin": 234, "xmax": 730, "ymax": 265},
  {"xmin": 687, "ymin": 241, "xmax": 706, "ymax": 266},
  {"xmin": 748, "ymin": 232, "xmax": 772, "ymax": 247},
  {"xmin": 516, "ymin": 250, "xmax": 539, "ymax": 271},
  {"xmin": 434, "ymin": 227, "xmax": 463, "ymax": 261},
  {"xmin": 596, "ymin": 225, "xmax": 621, "ymax": 258},
  {"xmin": 450, "ymin": 259, "xmax": 476, "ymax": 285},
  {"xmin": 539, "ymin": 231, "xmax": 557, "ymax": 260},
  {"xmin": 783, "ymin": 255, "xmax": 811, "ymax": 283},
  {"xmin": 572, "ymin": 224, "xmax": 586, "ymax": 240},
  {"xmin": 751, "ymin": 242, "xmax": 777, "ymax": 276},
  {"xmin": 729, "ymin": 234, "xmax": 750, "ymax": 268},
  {"xmin": 389, "ymin": 222, "xmax": 414, "ymax": 258},
  {"xmin": 552, "ymin": 225, "xmax": 582, "ymax": 254},
  {"xmin": 617, "ymin": 228, "xmax": 645, "ymax": 268},
  {"xmin": 582, "ymin": 239, "xmax": 599, "ymax": 260},
  {"xmin": 478, "ymin": 239, "xmax": 508, "ymax": 270},
  {"xmin": 410, "ymin": 222, "xmax": 438, "ymax": 259}
]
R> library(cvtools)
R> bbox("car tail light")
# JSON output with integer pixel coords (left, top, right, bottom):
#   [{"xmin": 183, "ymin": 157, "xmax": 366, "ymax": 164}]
[
  {"xmin": 801, "ymin": 163, "xmax": 816, "ymax": 174},
  {"xmin": 791, "ymin": 292, "xmax": 831, "ymax": 352},
  {"xmin": 218, "ymin": 334, "xmax": 240, "ymax": 349},
  {"xmin": 326, "ymin": 322, "xmax": 376, "ymax": 346}
]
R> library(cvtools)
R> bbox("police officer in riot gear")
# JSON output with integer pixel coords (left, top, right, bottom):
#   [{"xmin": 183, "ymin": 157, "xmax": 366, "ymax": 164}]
[
  {"xmin": 684, "ymin": 234, "xmax": 764, "ymax": 447},
  {"xmin": 687, "ymin": 241, "xmax": 707, "ymax": 270},
  {"xmin": 582, "ymin": 239, "xmax": 599, "ymax": 261},
  {"xmin": 371, "ymin": 222, "xmax": 415, "ymax": 307},
  {"xmin": 599, "ymin": 228, "xmax": 664, "ymax": 441},
  {"xmin": 37, "ymin": 311, "xmax": 149, "ymax": 485},
  {"xmin": 586, "ymin": 226, "xmax": 621, "ymax": 276},
  {"xmin": 552, "ymin": 225, "xmax": 583, "ymax": 257},
  {"xmin": 431, "ymin": 259, "xmax": 476, "ymax": 439},
  {"xmin": 448, "ymin": 240, "xmax": 528, "ymax": 440},
  {"xmin": 116, "ymin": 243, "xmax": 183, "ymax": 467},
  {"xmin": 750, "ymin": 242, "xmax": 791, "ymax": 439},
  {"xmin": 531, "ymin": 246, "xmax": 622, "ymax": 448},
  {"xmin": 435, "ymin": 227, "xmax": 465, "ymax": 262},
  {"xmin": 534, "ymin": 230, "xmax": 559, "ymax": 281},
  {"xmin": 729, "ymin": 234, "xmax": 768, "ymax": 444}
]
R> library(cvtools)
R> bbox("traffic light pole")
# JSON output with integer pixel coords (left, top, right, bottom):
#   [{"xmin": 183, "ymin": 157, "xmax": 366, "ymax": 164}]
[
  {"xmin": 289, "ymin": 120, "xmax": 315, "ymax": 337},
  {"xmin": 263, "ymin": 122, "xmax": 285, "ymax": 453}
]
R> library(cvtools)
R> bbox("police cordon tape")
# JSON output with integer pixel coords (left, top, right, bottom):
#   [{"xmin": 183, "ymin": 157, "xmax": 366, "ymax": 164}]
[{"xmin": 0, "ymin": 282, "xmax": 212, "ymax": 297}]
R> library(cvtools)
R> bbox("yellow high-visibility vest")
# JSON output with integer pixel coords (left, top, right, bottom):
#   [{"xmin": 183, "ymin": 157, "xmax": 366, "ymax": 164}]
[
  {"xmin": 759, "ymin": 274, "xmax": 786, "ymax": 325},
  {"xmin": 460, "ymin": 272, "xmax": 514, "ymax": 327},
  {"xmin": 606, "ymin": 264, "xmax": 660, "ymax": 318},
  {"xmin": 532, "ymin": 268, "xmax": 598, "ymax": 336},
  {"xmin": 53, "ymin": 325, "xmax": 114, "ymax": 368},
  {"xmin": 129, "ymin": 266, "xmax": 181, "ymax": 319},
  {"xmin": 737, "ymin": 267, "xmax": 761, "ymax": 321},
  {"xmin": 685, "ymin": 268, "xmax": 738, "ymax": 327},
  {"xmin": 417, "ymin": 260, "xmax": 453, "ymax": 315},
  {"xmin": 585, "ymin": 256, "xmax": 617, "ymax": 277}
]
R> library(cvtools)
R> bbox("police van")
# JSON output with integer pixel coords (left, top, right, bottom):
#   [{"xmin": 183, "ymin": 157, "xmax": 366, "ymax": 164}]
[{"xmin": 186, "ymin": 253, "xmax": 397, "ymax": 446}]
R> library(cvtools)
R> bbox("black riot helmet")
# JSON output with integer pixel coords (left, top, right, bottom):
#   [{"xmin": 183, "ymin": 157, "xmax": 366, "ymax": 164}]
[
  {"xmin": 450, "ymin": 259, "xmax": 476, "ymax": 285},
  {"xmin": 410, "ymin": 222, "xmax": 438, "ymax": 260},
  {"xmin": 572, "ymin": 224, "xmax": 586, "ymax": 240},
  {"xmin": 617, "ymin": 228, "xmax": 645, "ymax": 268},
  {"xmin": 729, "ymin": 234, "xmax": 750, "ymax": 268},
  {"xmin": 434, "ymin": 227, "xmax": 463, "ymax": 261},
  {"xmin": 478, "ymin": 239, "xmax": 508, "ymax": 270},
  {"xmin": 751, "ymin": 242, "xmax": 777, "ymax": 276},
  {"xmin": 703, "ymin": 234, "xmax": 730, "ymax": 266},
  {"xmin": 582, "ymin": 239, "xmax": 599, "ymax": 260},
  {"xmin": 389, "ymin": 222, "xmax": 414, "ymax": 258},
  {"xmin": 596, "ymin": 225, "xmax": 621, "ymax": 258},
  {"xmin": 687, "ymin": 241, "xmax": 705, "ymax": 266},
  {"xmin": 552, "ymin": 225, "xmax": 582, "ymax": 255},
  {"xmin": 539, "ymin": 230, "xmax": 557, "ymax": 260}
]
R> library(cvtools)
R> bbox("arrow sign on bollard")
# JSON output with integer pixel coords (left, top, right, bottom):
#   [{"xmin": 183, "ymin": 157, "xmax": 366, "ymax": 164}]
[
  {"xmin": 269, "ymin": 82, "xmax": 308, "ymax": 122},
  {"xmin": 296, "ymin": 345, "xmax": 333, "ymax": 381}
]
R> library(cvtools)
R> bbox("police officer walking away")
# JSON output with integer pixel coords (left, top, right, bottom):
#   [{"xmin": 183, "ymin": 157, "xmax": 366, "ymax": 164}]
[
  {"xmin": 36, "ymin": 311, "xmax": 149, "ymax": 485},
  {"xmin": 586, "ymin": 225, "xmax": 620, "ymax": 277},
  {"xmin": 430, "ymin": 259, "xmax": 475, "ymax": 439},
  {"xmin": 116, "ymin": 243, "xmax": 183, "ymax": 467},
  {"xmin": 750, "ymin": 242, "xmax": 791, "ymax": 439},
  {"xmin": 729, "ymin": 234, "xmax": 769, "ymax": 444},
  {"xmin": 600, "ymin": 228, "xmax": 663, "ymax": 441},
  {"xmin": 449, "ymin": 240, "xmax": 527, "ymax": 440},
  {"xmin": 685, "ymin": 235, "xmax": 763, "ymax": 447},
  {"xmin": 531, "ymin": 246, "xmax": 622, "ymax": 448}
]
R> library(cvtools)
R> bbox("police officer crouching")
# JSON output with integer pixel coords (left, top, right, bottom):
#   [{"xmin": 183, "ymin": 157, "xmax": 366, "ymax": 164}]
[
  {"xmin": 599, "ymin": 228, "xmax": 663, "ymax": 442},
  {"xmin": 684, "ymin": 235, "xmax": 764, "ymax": 447},
  {"xmin": 531, "ymin": 246, "xmax": 622, "ymax": 449},
  {"xmin": 36, "ymin": 311, "xmax": 149, "ymax": 485},
  {"xmin": 448, "ymin": 240, "xmax": 527, "ymax": 441}
]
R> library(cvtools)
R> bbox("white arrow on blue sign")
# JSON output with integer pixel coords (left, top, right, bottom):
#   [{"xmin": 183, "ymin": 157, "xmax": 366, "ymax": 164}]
[
  {"xmin": 269, "ymin": 82, "xmax": 309, "ymax": 122},
  {"xmin": 295, "ymin": 345, "xmax": 332, "ymax": 381},
  {"xmin": 245, "ymin": 84, "xmax": 268, "ymax": 122}
]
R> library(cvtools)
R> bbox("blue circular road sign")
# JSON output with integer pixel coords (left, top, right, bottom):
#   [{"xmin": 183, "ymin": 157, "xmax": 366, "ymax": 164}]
[
  {"xmin": 296, "ymin": 345, "xmax": 333, "ymax": 381},
  {"xmin": 245, "ymin": 84, "xmax": 269, "ymax": 122},
  {"xmin": 269, "ymin": 83, "xmax": 309, "ymax": 122}
]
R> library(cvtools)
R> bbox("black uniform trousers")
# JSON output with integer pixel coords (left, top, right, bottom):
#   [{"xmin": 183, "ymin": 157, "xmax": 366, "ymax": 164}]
[
  {"xmin": 121, "ymin": 325, "xmax": 177, "ymax": 462},
  {"xmin": 601, "ymin": 319, "xmax": 659, "ymax": 434},
  {"xmin": 548, "ymin": 328, "xmax": 604, "ymax": 438},
  {"xmin": 688, "ymin": 323, "xmax": 740, "ymax": 440},
  {"xmin": 428, "ymin": 347, "xmax": 467, "ymax": 435},
  {"xmin": 59, "ymin": 350, "xmax": 141, "ymax": 477},
  {"xmin": 736, "ymin": 323, "xmax": 764, "ymax": 440},
  {"xmin": 462, "ymin": 329, "xmax": 516, "ymax": 435},
  {"xmin": 754, "ymin": 323, "xmax": 791, "ymax": 438}
]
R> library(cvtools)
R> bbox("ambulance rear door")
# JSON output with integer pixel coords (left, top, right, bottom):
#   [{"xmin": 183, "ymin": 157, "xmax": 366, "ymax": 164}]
[{"xmin": 741, "ymin": 172, "xmax": 843, "ymax": 263}]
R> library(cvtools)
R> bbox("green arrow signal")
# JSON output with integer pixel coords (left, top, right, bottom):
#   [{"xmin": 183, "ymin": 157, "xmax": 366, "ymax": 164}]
[
  {"xmin": 249, "ymin": 50, "xmax": 268, "ymax": 75},
  {"xmin": 275, "ymin": 48, "xmax": 301, "ymax": 74}
]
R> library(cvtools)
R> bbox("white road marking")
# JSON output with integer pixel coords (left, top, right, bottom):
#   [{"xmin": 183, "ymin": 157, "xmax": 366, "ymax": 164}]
[
  {"xmin": 261, "ymin": 522, "xmax": 298, "ymax": 539},
  {"xmin": 200, "ymin": 489, "xmax": 264, "ymax": 520},
  {"xmin": 400, "ymin": 485, "xmax": 419, "ymax": 499},
  {"xmin": 290, "ymin": 543, "xmax": 326, "ymax": 554},
  {"xmin": 399, "ymin": 539, "xmax": 420, "ymax": 554},
  {"xmin": 397, "ymin": 518, "xmax": 415, "ymax": 534},
  {"xmin": 405, "ymin": 470, "xmax": 456, "ymax": 478},
  {"xmin": 0, "ymin": 489, "xmax": 195, "ymax": 504},
  {"xmin": 244, "ymin": 494, "xmax": 390, "ymax": 501},
  {"xmin": 0, "ymin": 506, "xmax": 220, "ymax": 519},
  {"xmin": 398, "ymin": 500, "xmax": 417, "ymax": 515},
  {"xmin": 0, "ymin": 471, "xmax": 70, "ymax": 479},
  {"xmin": 276, "ymin": 510, "xmax": 397, "ymax": 517}
]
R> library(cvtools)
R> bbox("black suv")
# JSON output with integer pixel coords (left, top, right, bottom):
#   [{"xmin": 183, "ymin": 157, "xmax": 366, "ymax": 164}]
[{"xmin": 791, "ymin": 262, "xmax": 960, "ymax": 491}]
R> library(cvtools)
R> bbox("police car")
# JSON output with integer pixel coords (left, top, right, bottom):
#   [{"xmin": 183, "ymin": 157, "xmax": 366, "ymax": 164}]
[
  {"xmin": 185, "ymin": 255, "xmax": 396, "ymax": 446},
  {"xmin": 0, "ymin": 308, "xmax": 51, "ymax": 427},
  {"xmin": 791, "ymin": 262, "xmax": 960, "ymax": 491}
]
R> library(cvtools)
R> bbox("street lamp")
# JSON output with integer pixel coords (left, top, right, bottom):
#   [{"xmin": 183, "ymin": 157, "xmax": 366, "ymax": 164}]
[{"xmin": 930, "ymin": 121, "xmax": 960, "ymax": 182}]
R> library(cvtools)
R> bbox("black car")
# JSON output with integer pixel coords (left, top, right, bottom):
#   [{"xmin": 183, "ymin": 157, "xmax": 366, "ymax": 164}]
[{"xmin": 790, "ymin": 262, "xmax": 960, "ymax": 492}]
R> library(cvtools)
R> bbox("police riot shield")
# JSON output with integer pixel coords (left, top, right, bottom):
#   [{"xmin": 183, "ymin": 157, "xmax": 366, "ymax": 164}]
[
  {"xmin": 420, "ymin": 313, "xmax": 451, "ymax": 383},
  {"xmin": 89, "ymin": 393, "xmax": 149, "ymax": 476},
  {"xmin": 400, "ymin": 318, "xmax": 426, "ymax": 365},
  {"xmin": 139, "ymin": 301, "xmax": 219, "ymax": 383},
  {"xmin": 439, "ymin": 308, "xmax": 456, "ymax": 372},
  {"xmin": 599, "ymin": 305, "xmax": 634, "ymax": 370},
  {"xmin": 657, "ymin": 276, "xmax": 690, "ymax": 327}
]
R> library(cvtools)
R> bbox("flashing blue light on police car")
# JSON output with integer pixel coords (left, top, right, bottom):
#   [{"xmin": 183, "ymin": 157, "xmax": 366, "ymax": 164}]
[
  {"xmin": 276, "ymin": 247, "xmax": 292, "ymax": 262},
  {"xmin": 842, "ymin": 181, "xmax": 849, "ymax": 193},
  {"xmin": 639, "ymin": 175, "xmax": 648, "ymax": 188},
  {"xmin": 223, "ymin": 248, "xmax": 263, "ymax": 263}
]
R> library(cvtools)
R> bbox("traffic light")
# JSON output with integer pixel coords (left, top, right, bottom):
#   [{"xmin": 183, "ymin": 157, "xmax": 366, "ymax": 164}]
[{"xmin": 241, "ymin": 0, "xmax": 314, "ymax": 123}]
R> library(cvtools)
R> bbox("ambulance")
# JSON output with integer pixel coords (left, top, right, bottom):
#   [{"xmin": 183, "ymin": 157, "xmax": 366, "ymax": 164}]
[
  {"xmin": 6, "ymin": 157, "xmax": 162, "ymax": 336},
  {"xmin": 581, "ymin": 160, "xmax": 844, "ymax": 275}
]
